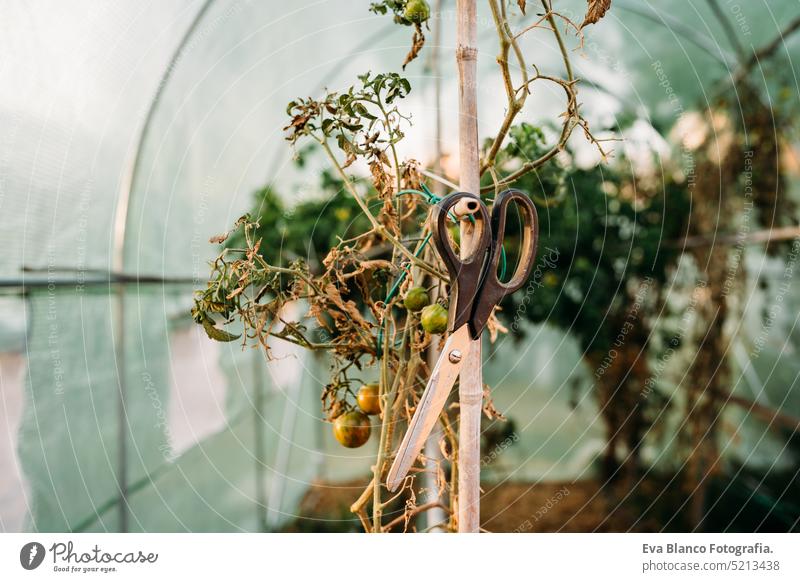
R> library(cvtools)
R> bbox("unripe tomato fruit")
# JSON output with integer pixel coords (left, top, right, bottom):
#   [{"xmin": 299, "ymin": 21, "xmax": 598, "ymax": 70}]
[
  {"xmin": 420, "ymin": 304, "xmax": 448, "ymax": 334},
  {"xmin": 448, "ymin": 225, "xmax": 460, "ymax": 246},
  {"xmin": 403, "ymin": 286, "xmax": 430, "ymax": 312},
  {"xmin": 357, "ymin": 383, "xmax": 381, "ymax": 415},
  {"xmin": 404, "ymin": 0, "xmax": 430, "ymax": 23},
  {"xmin": 333, "ymin": 410, "xmax": 371, "ymax": 448}
]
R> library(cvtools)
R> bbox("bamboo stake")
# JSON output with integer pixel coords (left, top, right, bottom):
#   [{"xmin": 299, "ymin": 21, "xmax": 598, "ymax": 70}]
[
  {"xmin": 456, "ymin": 0, "xmax": 482, "ymax": 533},
  {"xmin": 456, "ymin": 0, "xmax": 480, "ymax": 198}
]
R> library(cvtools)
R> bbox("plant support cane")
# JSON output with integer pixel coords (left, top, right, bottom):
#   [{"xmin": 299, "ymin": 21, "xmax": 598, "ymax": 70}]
[{"xmin": 456, "ymin": 0, "xmax": 481, "ymax": 534}]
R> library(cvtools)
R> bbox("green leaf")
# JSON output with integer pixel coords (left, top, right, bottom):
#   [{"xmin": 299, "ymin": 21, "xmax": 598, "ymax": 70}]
[
  {"xmin": 201, "ymin": 317, "xmax": 241, "ymax": 342},
  {"xmin": 369, "ymin": 3, "xmax": 388, "ymax": 15},
  {"xmin": 353, "ymin": 102, "xmax": 371, "ymax": 118},
  {"xmin": 342, "ymin": 121, "xmax": 363, "ymax": 131}
]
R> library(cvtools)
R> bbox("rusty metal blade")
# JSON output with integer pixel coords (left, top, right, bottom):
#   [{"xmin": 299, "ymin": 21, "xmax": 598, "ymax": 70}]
[{"xmin": 385, "ymin": 325, "xmax": 471, "ymax": 492}]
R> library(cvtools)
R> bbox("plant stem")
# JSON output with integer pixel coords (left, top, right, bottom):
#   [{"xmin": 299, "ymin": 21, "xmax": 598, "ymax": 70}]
[
  {"xmin": 481, "ymin": 0, "xmax": 526, "ymax": 174},
  {"xmin": 320, "ymin": 139, "xmax": 448, "ymax": 281},
  {"xmin": 481, "ymin": 75, "xmax": 580, "ymax": 192},
  {"xmin": 479, "ymin": 0, "xmax": 584, "ymax": 188},
  {"xmin": 376, "ymin": 96, "xmax": 403, "ymax": 193},
  {"xmin": 372, "ymin": 320, "xmax": 394, "ymax": 531},
  {"xmin": 705, "ymin": 0, "xmax": 746, "ymax": 62},
  {"xmin": 382, "ymin": 502, "xmax": 450, "ymax": 532},
  {"xmin": 728, "ymin": 14, "xmax": 800, "ymax": 88},
  {"xmin": 544, "ymin": 0, "xmax": 572, "ymax": 83}
]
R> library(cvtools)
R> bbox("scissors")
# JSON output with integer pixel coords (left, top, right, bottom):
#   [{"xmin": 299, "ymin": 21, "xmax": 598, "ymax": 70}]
[{"xmin": 386, "ymin": 189, "xmax": 539, "ymax": 494}]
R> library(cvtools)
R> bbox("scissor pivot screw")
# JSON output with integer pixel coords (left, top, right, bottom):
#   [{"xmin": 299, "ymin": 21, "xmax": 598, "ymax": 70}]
[{"xmin": 448, "ymin": 349, "xmax": 463, "ymax": 363}]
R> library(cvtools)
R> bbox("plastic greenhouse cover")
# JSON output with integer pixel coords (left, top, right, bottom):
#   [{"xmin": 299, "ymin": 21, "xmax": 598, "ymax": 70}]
[{"xmin": 3, "ymin": 0, "xmax": 800, "ymax": 279}]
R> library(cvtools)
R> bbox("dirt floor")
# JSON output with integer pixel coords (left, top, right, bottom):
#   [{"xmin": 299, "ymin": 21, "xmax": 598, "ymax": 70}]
[
  {"xmin": 282, "ymin": 478, "xmax": 669, "ymax": 532},
  {"xmin": 481, "ymin": 481, "xmax": 612, "ymax": 532}
]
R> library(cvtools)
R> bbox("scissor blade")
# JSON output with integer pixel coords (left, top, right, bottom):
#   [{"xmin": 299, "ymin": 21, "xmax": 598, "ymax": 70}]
[{"xmin": 386, "ymin": 325, "xmax": 471, "ymax": 492}]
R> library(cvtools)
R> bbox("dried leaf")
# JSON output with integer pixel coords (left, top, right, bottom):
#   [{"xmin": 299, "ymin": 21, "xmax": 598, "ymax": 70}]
[
  {"xmin": 340, "ymin": 259, "xmax": 394, "ymax": 280},
  {"xmin": 402, "ymin": 24, "xmax": 425, "ymax": 69},
  {"xmin": 486, "ymin": 307, "xmax": 508, "ymax": 343},
  {"xmin": 308, "ymin": 302, "xmax": 334, "ymax": 333},
  {"xmin": 517, "ymin": 0, "xmax": 526, "ymax": 14},
  {"xmin": 379, "ymin": 197, "xmax": 401, "ymax": 236},
  {"xmin": 327, "ymin": 400, "xmax": 344, "ymax": 422},
  {"xmin": 324, "ymin": 283, "xmax": 372, "ymax": 331},
  {"xmin": 399, "ymin": 159, "xmax": 422, "ymax": 191},
  {"xmin": 580, "ymin": 0, "xmax": 611, "ymax": 29},
  {"xmin": 369, "ymin": 159, "xmax": 393, "ymax": 200},
  {"xmin": 369, "ymin": 158, "xmax": 401, "ymax": 236},
  {"xmin": 209, "ymin": 232, "xmax": 229, "ymax": 244},
  {"xmin": 226, "ymin": 286, "xmax": 244, "ymax": 299},
  {"xmin": 343, "ymin": 151, "xmax": 357, "ymax": 169},
  {"xmin": 439, "ymin": 436, "xmax": 453, "ymax": 461},
  {"xmin": 482, "ymin": 385, "xmax": 507, "ymax": 421}
]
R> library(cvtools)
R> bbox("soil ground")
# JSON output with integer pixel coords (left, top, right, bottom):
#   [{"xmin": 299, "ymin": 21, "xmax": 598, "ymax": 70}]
[{"xmin": 283, "ymin": 478, "xmax": 665, "ymax": 532}]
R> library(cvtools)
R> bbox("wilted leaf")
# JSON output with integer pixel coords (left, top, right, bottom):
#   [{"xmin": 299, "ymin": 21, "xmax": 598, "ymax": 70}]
[
  {"xmin": 486, "ymin": 307, "xmax": 508, "ymax": 343},
  {"xmin": 324, "ymin": 283, "xmax": 372, "ymax": 330},
  {"xmin": 369, "ymin": 159, "xmax": 393, "ymax": 200},
  {"xmin": 482, "ymin": 385, "xmax": 507, "ymax": 421},
  {"xmin": 402, "ymin": 24, "xmax": 425, "ymax": 69},
  {"xmin": 343, "ymin": 151, "xmax": 357, "ymax": 169},
  {"xmin": 580, "ymin": 0, "xmax": 611, "ymax": 29},
  {"xmin": 439, "ymin": 436, "xmax": 453, "ymax": 461},
  {"xmin": 327, "ymin": 400, "xmax": 344, "ymax": 422},
  {"xmin": 200, "ymin": 316, "xmax": 241, "ymax": 342},
  {"xmin": 226, "ymin": 286, "xmax": 244, "ymax": 299},
  {"xmin": 342, "ymin": 259, "xmax": 394, "ymax": 279}
]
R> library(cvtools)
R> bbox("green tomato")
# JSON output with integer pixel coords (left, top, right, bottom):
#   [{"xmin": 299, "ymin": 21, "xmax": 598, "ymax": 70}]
[
  {"xmin": 357, "ymin": 383, "xmax": 381, "ymax": 415},
  {"xmin": 403, "ymin": 286, "xmax": 431, "ymax": 312},
  {"xmin": 404, "ymin": 0, "xmax": 430, "ymax": 23},
  {"xmin": 333, "ymin": 410, "xmax": 371, "ymax": 448},
  {"xmin": 420, "ymin": 304, "xmax": 448, "ymax": 334}
]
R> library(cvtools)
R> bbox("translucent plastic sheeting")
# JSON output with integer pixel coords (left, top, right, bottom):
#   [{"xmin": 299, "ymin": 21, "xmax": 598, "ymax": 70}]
[
  {"xmin": 2, "ymin": 1, "xmax": 798, "ymax": 283},
  {"xmin": 125, "ymin": 0, "xmax": 410, "ymax": 278},
  {"xmin": 19, "ymin": 290, "xmax": 122, "ymax": 532},
  {"xmin": 16, "ymin": 287, "xmax": 321, "ymax": 532},
  {"xmin": 0, "ymin": 0, "xmax": 199, "ymax": 279},
  {"xmin": 0, "ymin": 352, "xmax": 29, "ymax": 531},
  {"xmin": 727, "ymin": 253, "xmax": 800, "ymax": 469}
]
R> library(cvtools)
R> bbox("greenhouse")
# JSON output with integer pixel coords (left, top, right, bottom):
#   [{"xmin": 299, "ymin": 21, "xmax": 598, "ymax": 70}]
[{"xmin": 1, "ymin": 0, "xmax": 799, "ymax": 538}]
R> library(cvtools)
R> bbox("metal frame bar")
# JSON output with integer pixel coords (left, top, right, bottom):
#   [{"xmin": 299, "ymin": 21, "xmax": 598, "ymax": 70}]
[{"xmin": 110, "ymin": 0, "xmax": 217, "ymax": 532}]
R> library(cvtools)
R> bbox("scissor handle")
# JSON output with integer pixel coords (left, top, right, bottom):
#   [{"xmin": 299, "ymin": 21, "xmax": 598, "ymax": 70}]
[
  {"xmin": 470, "ymin": 189, "xmax": 539, "ymax": 337},
  {"xmin": 432, "ymin": 192, "xmax": 492, "ymax": 333}
]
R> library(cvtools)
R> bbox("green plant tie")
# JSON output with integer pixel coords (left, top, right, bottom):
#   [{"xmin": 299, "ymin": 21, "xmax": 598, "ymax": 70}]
[{"xmin": 376, "ymin": 183, "xmax": 506, "ymax": 356}]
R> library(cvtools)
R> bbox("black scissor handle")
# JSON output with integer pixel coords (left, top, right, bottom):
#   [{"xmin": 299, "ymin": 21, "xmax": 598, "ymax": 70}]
[
  {"xmin": 432, "ymin": 192, "xmax": 492, "ymax": 332},
  {"xmin": 470, "ymin": 189, "xmax": 539, "ymax": 337}
]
